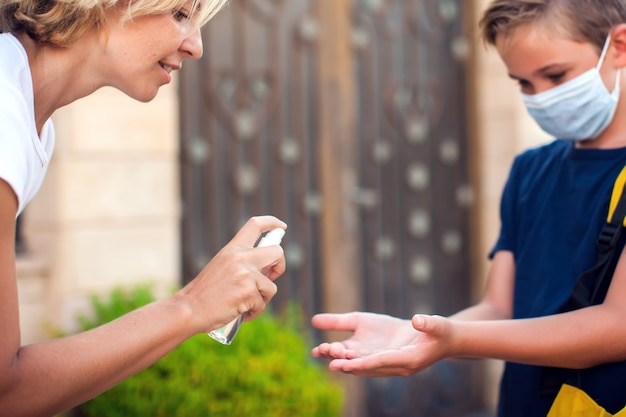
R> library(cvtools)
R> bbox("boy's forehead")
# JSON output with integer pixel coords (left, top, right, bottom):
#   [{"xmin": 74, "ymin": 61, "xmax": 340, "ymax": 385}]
[
  {"xmin": 495, "ymin": 22, "xmax": 575, "ymax": 54},
  {"xmin": 495, "ymin": 22, "xmax": 600, "ymax": 77}
]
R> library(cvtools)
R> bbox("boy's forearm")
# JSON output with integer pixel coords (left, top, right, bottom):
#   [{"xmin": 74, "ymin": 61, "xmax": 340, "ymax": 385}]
[
  {"xmin": 449, "ymin": 299, "xmax": 512, "ymax": 322},
  {"xmin": 1, "ymin": 296, "xmax": 194, "ymax": 417},
  {"xmin": 452, "ymin": 304, "xmax": 626, "ymax": 369}
]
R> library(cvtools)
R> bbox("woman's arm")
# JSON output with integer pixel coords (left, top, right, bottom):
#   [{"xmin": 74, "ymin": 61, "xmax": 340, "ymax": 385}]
[{"xmin": 0, "ymin": 180, "xmax": 286, "ymax": 417}]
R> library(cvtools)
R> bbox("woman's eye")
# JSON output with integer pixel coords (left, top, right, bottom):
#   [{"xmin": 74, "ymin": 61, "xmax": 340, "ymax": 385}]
[{"xmin": 173, "ymin": 9, "xmax": 190, "ymax": 21}]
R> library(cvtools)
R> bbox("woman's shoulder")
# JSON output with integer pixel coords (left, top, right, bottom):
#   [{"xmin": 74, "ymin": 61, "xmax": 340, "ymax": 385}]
[
  {"xmin": 0, "ymin": 33, "xmax": 32, "ymax": 121},
  {"xmin": 0, "ymin": 33, "xmax": 28, "ymax": 73}
]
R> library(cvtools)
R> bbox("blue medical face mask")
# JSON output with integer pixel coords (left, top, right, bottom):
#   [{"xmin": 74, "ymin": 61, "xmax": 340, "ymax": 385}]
[{"xmin": 520, "ymin": 35, "xmax": 621, "ymax": 141}]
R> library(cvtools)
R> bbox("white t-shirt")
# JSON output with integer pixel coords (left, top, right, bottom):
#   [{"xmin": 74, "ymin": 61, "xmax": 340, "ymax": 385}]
[{"xmin": 0, "ymin": 32, "xmax": 55, "ymax": 216}]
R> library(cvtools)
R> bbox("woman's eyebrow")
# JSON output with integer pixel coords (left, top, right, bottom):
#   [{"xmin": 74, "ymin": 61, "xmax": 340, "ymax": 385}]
[{"xmin": 191, "ymin": 0, "xmax": 203, "ymax": 14}]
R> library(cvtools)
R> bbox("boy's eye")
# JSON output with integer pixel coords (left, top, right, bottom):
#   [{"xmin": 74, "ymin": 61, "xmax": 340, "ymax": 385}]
[
  {"xmin": 173, "ymin": 9, "xmax": 190, "ymax": 21},
  {"xmin": 517, "ymin": 79, "xmax": 531, "ymax": 89},
  {"xmin": 547, "ymin": 72, "xmax": 566, "ymax": 82}
]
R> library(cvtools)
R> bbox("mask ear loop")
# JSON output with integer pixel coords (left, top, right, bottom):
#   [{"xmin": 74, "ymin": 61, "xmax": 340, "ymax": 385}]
[
  {"xmin": 597, "ymin": 35, "xmax": 612, "ymax": 70},
  {"xmin": 597, "ymin": 34, "xmax": 621, "ymax": 93}
]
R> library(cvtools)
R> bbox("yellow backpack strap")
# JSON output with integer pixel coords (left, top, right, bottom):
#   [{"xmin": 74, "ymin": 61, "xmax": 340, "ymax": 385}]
[
  {"xmin": 541, "ymin": 165, "xmax": 626, "ymax": 396},
  {"xmin": 547, "ymin": 384, "xmax": 613, "ymax": 417},
  {"xmin": 608, "ymin": 165, "xmax": 626, "ymax": 227},
  {"xmin": 563, "ymin": 163, "xmax": 626, "ymax": 309},
  {"xmin": 586, "ymin": 164, "xmax": 626, "ymax": 305}
]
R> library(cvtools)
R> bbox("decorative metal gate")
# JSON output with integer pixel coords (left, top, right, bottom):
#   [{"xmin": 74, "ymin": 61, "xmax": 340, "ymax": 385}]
[{"xmin": 179, "ymin": 0, "xmax": 488, "ymax": 415}]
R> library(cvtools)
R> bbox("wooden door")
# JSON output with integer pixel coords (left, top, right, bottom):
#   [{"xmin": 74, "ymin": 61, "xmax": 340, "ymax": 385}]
[{"xmin": 179, "ymin": 1, "xmax": 488, "ymax": 415}]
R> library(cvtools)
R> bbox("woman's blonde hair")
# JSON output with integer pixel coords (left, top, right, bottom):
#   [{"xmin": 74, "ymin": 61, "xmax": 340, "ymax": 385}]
[{"xmin": 0, "ymin": 0, "xmax": 228, "ymax": 47}]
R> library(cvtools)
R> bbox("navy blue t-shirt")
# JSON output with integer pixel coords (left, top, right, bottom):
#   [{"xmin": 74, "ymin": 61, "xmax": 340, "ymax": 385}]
[{"xmin": 491, "ymin": 140, "xmax": 626, "ymax": 416}]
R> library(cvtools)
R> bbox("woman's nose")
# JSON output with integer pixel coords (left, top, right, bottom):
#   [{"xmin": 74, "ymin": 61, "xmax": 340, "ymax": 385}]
[{"xmin": 181, "ymin": 27, "xmax": 203, "ymax": 60}]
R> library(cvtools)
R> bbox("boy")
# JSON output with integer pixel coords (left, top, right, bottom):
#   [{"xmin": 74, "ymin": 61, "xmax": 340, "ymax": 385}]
[{"xmin": 311, "ymin": 0, "xmax": 626, "ymax": 415}]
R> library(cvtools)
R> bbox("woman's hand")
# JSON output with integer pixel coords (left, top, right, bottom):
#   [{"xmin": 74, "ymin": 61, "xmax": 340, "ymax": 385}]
[
  {"xmin": 311, "ymin": 312, "xmax": 456, "ymax": 377},
  {"xmin": 175, "ymin": 216, "xmax": 287, "ymax": 334}
]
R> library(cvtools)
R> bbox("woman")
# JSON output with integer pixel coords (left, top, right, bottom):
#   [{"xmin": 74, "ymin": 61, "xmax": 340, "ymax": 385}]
[{"xmin": 0, "ymin": 1, "xmax": 287, "ymax": 416}]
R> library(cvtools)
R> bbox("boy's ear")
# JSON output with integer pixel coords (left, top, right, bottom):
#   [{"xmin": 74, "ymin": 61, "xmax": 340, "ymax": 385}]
[{"xmin": 611, "ymin": 24, "xmax": 626, "ymax": 67}]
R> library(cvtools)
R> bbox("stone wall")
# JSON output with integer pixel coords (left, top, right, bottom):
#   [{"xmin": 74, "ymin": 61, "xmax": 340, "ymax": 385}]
[{"xmin": 17, "ymin": 82, "xmax": 181, "ymax": 340}]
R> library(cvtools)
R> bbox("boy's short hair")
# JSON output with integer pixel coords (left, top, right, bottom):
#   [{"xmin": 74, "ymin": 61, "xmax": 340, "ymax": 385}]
[
  {"xmin": 0, "ymin": 0, "xmax": 228, "ymax": 47},
  {"xmin": 480, "ymin": 0, "xmax": 626, "ymax": 50}
]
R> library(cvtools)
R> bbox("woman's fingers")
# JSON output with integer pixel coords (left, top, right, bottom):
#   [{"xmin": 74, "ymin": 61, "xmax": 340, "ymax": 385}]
[
  {"xmin": 230, "ymin": 216, "xmax": 287, "ymax": 248},
  {"xmin": 180, "ymin": 216, "xmax": 287, "ymax": 333},
  {"xmin": 255, "ymin": 245, "xmax": 286, "ymax": 281}
]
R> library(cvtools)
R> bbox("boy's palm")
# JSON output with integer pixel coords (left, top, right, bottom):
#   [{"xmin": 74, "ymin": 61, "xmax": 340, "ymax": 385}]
[{"xmin": 311, "ymin": 312, "xmax": 449, "ymax": 377}]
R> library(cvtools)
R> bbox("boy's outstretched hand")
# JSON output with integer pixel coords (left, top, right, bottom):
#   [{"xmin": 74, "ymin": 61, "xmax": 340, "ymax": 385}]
[{"xmin": 311, "ymin": 312, "xmax": 455, "ymax": 377}]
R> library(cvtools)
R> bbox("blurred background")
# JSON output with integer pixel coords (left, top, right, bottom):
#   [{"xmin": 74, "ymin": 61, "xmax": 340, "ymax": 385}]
[{"xmin": 17, "ymin": 0, "xmax": 550, "ymax": 416}]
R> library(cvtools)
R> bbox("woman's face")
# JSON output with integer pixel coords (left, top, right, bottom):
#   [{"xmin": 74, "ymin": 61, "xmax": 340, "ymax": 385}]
[{"xmin": 98, "ymin": 5, "xmax": 203, "ymax": 102}]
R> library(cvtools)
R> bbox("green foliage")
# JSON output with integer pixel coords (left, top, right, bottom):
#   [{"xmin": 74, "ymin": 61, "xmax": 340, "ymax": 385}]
[{"xmin": 73, "ymin": 286, "xmax": 343, "ymax": 417}]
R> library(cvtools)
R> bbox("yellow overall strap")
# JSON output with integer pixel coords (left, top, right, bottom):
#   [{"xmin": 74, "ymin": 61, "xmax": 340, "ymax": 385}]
[{"xmin": 608, "ymin": 165, "xmax": 626, "ymax": 227}]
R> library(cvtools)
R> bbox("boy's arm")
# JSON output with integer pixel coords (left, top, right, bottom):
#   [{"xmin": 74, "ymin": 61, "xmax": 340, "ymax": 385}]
[
  {"xmin": 452, "ymin": 247, "xmax": 626, "ymax": 369},
  {"xmin": 311, "ymin": 250, "xmax": 516, "ymax": 374},
  {"xmin": 450, "ymin": 250, "xmax": 515, "ymax": 322},
  {"xmin": 314, "ymin": 249, "xmax": 626, "ymax": 377}
]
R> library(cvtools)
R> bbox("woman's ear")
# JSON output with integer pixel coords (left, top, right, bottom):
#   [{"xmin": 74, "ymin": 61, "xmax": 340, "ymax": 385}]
[{"xmin": 610, "ymin": 24, "xmax": 626, "ymax": 67}]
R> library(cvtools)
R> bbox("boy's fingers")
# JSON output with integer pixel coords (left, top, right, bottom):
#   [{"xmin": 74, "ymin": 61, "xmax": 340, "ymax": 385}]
[
  {"xmin": 412, "ymin": 314, "xmax": 445, "ymax": 336},
  {"xmin": 311, "ymin": 313, "xmax": 359, "ymax": 332}
]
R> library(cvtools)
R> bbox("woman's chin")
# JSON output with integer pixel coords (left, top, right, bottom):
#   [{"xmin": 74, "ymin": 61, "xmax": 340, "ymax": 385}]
[{"xmin": 122, "ymin": 86, "xmax": 161, "ymax": 103}]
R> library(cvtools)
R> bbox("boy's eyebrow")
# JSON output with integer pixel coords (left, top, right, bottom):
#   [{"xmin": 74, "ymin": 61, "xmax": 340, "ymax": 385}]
[{"xmin": 508, "ymin": 63, "xmax": 568, "ymax": 80}]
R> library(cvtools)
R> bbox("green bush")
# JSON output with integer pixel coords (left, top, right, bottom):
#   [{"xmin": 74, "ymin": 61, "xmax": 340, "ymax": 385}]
[{"xmin": 72, "ymin": 286, "xmax": 344, "ymax": 417}]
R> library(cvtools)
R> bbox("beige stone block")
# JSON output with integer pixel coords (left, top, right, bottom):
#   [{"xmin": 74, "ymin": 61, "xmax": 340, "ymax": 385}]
[
  {"xmin": 67, "ymin": 224, "xmax": 180, "ymax": 293},
  {"xmin": 22, "ymin": 160, "xmax": 62, "ymax": 224},
  {"xmin": 57, "ymin": 84, "xmax": 179, "ymax": 155},
  {"xmin": 19, "ymin": 301, "xmax": 50, "ymax": 344},
  {"xmin": 58, "ymin": 158, "xmax": 179, "ymax": 222},
  {"xmin": 475, "ymin": 74, "xmax": 519, "ymax": 115},
  {"xmin": 476, "ymin": 49, "xmax": 510, "ymax": 78},
  {"xmin": 518, "ymin": 114, "xmax": 552, "ymax": 149},
  {"xmin": 54, "ymin": 294, "xmax": 95, "ymax": 335},
  {"xmin": 17, "ymin": 270, "xmax": 52, "ymax": 344}
]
